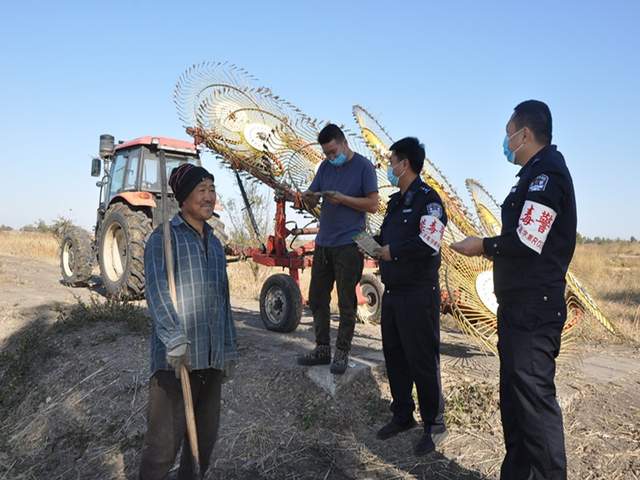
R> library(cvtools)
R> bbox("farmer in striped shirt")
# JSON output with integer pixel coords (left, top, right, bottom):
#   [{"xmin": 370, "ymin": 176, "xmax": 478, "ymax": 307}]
[{"xmin": 139, "ymin": 164, "xmax": 237, "ymax": 479}]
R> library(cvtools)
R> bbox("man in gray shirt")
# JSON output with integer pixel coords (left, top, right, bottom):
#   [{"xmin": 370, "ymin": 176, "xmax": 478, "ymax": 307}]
[{"xmin": 298, "ymin": 124, "xmax": 378, "ymax": 374}]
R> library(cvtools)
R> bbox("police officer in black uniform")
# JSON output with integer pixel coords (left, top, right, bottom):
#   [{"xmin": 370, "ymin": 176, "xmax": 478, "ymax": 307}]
[
  {"xmin": 373, "ymin": 137, "xmax": 448, "ymax": 456},
  {"xmin": 452, "ymin": 100, "xmax": 576, "ymax": 480}
]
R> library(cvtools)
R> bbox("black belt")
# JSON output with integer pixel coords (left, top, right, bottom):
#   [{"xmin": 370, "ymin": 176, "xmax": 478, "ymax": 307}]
[{"xmin": 383, "ymin": 283, "xmax": 439, "ymax": 295}]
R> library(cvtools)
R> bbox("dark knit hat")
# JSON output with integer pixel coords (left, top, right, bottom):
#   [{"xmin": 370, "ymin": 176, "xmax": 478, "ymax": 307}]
[{"xmin": 168, "ymin": 164, "xmax": 215, "ymax": 204}]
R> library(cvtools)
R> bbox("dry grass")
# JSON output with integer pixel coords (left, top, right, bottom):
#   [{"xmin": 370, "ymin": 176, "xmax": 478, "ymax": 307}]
[
  {"xmin": 0, "ymin": 295, "xmax": 148, "ymax": 413},
  {"xmin": 0, "ymin": 231, "xmax": 59, "ymax": 262},
  {"xmin": 570, "ymin": 242, "xmax": 640, "ymax": 343}
]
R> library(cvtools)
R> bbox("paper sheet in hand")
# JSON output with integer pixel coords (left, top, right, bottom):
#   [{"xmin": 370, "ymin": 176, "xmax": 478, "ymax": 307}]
[{"xmin": 353, "ymin": 232, "xmax": 381, "ymax": 257}]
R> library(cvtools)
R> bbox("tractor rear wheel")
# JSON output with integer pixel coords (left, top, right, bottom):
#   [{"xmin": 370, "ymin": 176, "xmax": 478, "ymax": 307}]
[
  {"xmin": 98, "ymin": 203, "xmax": 152, "ymax": 299},
  {"xmin": 356, "ymin": 273, "xmax": 384, "ymax": 324},
  {"xmin": 59, "ymin": 227, "xmax": 94, "ymax": 286},
  {"xmin": 259, "ymin": 274, "xmax": 302, "ymax": 332}
]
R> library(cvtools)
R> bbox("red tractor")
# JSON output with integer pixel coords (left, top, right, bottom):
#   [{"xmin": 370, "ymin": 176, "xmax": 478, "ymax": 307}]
[{"xmin": 59, "ymin": 134, "xmax": 223, "ymax": 298}]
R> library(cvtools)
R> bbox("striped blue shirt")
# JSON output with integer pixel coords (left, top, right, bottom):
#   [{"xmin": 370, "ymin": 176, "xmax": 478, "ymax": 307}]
[{"xmin": 144, "ymin": 214, "xmax": 237, "ymax": 375}]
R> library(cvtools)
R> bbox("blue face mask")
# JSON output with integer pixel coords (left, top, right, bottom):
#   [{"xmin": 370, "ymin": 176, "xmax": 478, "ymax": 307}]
[
  {"xmin": 328, "ymin": 153, "xmax": 347, "ymax": 167},
  {"xmin": 386, "ymin": 162, "xmax": 406, "ymax": 187},
  {"xmin": 503, "ymin": 128, "xmax": 524, "ymax": 164}
]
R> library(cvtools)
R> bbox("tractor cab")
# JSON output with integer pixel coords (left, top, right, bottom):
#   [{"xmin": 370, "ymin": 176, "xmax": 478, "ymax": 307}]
[
  {"xmin": 92, "ymin": 135, "xmax": 201, "ymax": 229},
  {"xmin": 74, "ymin": 134, "xmax": 203, "ymax": 298}
]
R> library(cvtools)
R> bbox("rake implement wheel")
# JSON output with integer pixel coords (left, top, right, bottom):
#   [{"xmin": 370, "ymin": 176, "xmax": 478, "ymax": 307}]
[
  {"xmin": 565, "ymin": 271, "xmax": 616, "ymax": 335},
  {"xmin": 444, "ymin": 243, "xmax": 499, "ymax": 354},
  {"xmin": 259, "ymin": 274, "xmax": 302, "ymax": 332},
  {"xmin": 356, "ymin": 273, "xmax": 384, "ymax": 324},
  {"xmin": 465, "ymin": 179, "xmax": 503, "ymax": 237}
]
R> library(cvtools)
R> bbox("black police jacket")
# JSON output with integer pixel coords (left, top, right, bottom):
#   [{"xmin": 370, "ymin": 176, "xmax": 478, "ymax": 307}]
[
  {"xmin": 483, "ymin": 145, "xmax": 577, "ymax": 303},
  {"xmin": 376, "ymin": 177, "xmax": 448, "ymax": 291}
]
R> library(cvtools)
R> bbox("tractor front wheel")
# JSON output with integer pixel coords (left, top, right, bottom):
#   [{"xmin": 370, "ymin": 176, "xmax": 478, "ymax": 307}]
[
  {"xmin": 98, "ymin": 203, "xmax": 152, "ymax": 299},
  {"xmin": 259, "ymin": 274, "xmax": 302, "ymax": 332},
  {"xmin": 60, "ymin": 227, "xmax": 94, "ymax": 286}
]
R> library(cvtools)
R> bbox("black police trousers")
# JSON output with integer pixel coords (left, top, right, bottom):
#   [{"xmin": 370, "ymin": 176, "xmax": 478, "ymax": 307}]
[
  {"xmin": 498, "ymin": 299, "xmax": 567, "ymax": 480},
  {"xmin": 381, "ymin": 285, "xmax": 445, "ymax": 431}
]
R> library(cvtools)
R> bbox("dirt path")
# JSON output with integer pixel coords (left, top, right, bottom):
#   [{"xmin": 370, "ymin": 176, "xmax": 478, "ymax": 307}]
[
  {"xmin": 0, "ymin": 255, "xmax": 95, "ymax": 345},
  {"xmin": 0, "ymin": 255, "xmax": 638, "ymax": 479}
]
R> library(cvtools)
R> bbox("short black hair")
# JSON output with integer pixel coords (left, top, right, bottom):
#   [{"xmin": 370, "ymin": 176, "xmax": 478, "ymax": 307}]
[
  {"xmin": 389, "ymin": 136, "xmax": 425, "ymax": 174},
  {"xmin": 317, "ymin": 123, "xmax": 346, "ymax": 145},
  {"xmin": 512, "ymin": 100, "xmax": 552, "ymax": 145}
]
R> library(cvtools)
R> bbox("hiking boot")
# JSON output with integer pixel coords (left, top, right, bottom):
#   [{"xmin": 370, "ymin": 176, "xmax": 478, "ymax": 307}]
[
  {"xmin": 297, "ymin": 345, "xmax": 331, "ymax": 366},
  {"xmin": 414, "ymin": 432, "xmax": 436, "ymax": 456},
  {"xmin": 431, "ymin": 428, "xmax": 448, "ymax": 447},
  {"xmin": 414, "ymin": 426, "xmax": 448, "ymax": 456},
  {"xmin": 330, "ymin": 348, "xmax": 349, "ymax": 374},
  {"xmin": 376, "ymin": 417, "xmax": 417, "ymax": 440}
]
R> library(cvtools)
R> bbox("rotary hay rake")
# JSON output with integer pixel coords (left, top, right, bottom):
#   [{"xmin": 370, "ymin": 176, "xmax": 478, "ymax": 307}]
[{"xmin": 174, "ymin": 62, "xmax": 384, "ymax": 331}]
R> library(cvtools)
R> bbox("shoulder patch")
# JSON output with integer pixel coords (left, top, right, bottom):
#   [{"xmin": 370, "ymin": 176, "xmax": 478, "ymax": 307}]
[
  {"xmin": 528, "ymin": 174, "xmax": 549, "ymax": 192},
  {"xmin": 420, "ymin": 185, "xmax": 431, "ymax": 194},
  {"xmin": 426, "ymin": 202, "xmax": 443, "ymax": 219}
]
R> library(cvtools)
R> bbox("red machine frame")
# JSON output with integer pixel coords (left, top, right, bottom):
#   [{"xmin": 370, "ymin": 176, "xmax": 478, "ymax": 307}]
[{"xmin": 235, "ymin": 193, "xmax": 374, "ymax": 307}]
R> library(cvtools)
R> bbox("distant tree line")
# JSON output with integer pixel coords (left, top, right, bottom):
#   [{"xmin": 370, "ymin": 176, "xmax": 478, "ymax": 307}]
[
  {"xmin": 0, "ymin": 217, "xmax": 74, "ymax": 239},
  {"xmin": 1, "ymin": 218, "xmax": 636, "ymax": 245},
  {"xmin": 576, "ymin": 232, "xmax": 637, "ymax": 244}
]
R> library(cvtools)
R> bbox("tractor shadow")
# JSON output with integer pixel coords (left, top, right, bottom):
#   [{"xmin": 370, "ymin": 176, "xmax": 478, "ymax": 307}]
[{"xmin": 57, "ymin": 274, "xmax": 109, "ymax": 297}]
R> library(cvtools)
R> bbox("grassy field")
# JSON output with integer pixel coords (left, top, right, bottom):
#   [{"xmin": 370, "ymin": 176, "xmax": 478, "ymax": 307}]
[
  {"xmin": 569, "ymin": 242, "xmax": 640, "ymax": 342},
  {"xmin": 0, "ymin": 231, "xmax": 59, "ymax": 262}
]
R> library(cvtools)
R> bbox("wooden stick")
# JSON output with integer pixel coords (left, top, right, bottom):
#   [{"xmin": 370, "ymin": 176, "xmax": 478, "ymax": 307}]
[
  {"xmin": 159, "ymin": 149, "xmax": 202, "ymax": 478},
  {"xmin": 181, "ymin": 364, "xmax": 201, "ymax": 476}
]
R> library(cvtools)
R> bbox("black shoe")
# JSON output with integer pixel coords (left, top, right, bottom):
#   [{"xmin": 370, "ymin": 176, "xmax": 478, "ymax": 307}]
[
  {"xmin": 414, "ymin": 432, "xmax": 436, "ymax": 456},
  {"xmin": 297, "ymin": 345, "xmax": 331, "ymax": 366},
  {"xmin": 376, "ymin": 418, "xmax": 417, "ymax": 440},
  {"xmin": 330, "ymin": 348, "xmax": 349, "ymax": 375}
]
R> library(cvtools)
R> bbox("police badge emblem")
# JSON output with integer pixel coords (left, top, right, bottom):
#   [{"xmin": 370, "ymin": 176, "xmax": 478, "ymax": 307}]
[
  {"xmin": 426, "ymin": 202, "xmax": 443, "ymax": 219},
  {"xmin": 528, "ymin": 174, "xmax": 549, "ymax": 192}
]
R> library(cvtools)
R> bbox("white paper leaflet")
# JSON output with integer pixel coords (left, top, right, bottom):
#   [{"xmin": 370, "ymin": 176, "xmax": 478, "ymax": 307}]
[
  {"xmin": 517, "ymin": 200, "xmax": 557, "ymax": 253},
  {"xmin": 419, "ymin": 215, "xmax": 445, "ymax": 252}
]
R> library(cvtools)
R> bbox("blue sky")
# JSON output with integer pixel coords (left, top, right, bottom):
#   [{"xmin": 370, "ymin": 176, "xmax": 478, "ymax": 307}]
[{"xmin": 1, "ymin": 0, "xmax": 638, "ymax": 238}]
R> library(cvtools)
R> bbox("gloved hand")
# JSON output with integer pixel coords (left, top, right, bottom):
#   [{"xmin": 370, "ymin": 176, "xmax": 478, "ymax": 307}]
[
  {"xmin": 167, "ymin": 343, "xmax": 190, "ymax": 379},
  {"xmin": 222, "ymin": 360, "xmax": 237, "ymax": 384}
]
